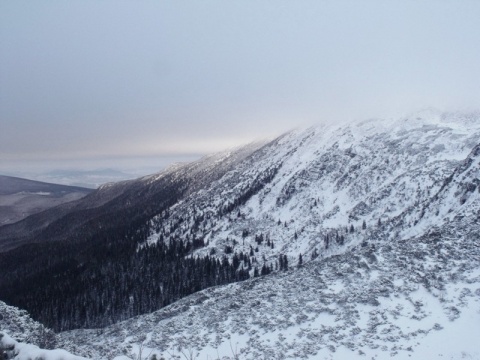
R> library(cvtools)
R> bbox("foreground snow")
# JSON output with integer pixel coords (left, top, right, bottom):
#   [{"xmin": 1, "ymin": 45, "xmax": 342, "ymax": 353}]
[{"xmin": 0, "ymin": 332, "xmax": 87, "ymax": 360}]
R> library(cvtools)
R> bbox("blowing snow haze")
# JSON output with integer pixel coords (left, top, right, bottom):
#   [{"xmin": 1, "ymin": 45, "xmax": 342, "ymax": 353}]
[{"xmin": 1, "ymin": 1, "xmax": 480, "ymax": 178}]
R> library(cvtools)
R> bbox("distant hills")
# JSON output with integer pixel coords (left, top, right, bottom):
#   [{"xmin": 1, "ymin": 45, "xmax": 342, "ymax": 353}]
[
  {"xmin": 2, "ymin": 168, "xmax": 141, "ymax": 189},
  {"xmin": 0, "ymin": 175, "xmax": 92, "ymax": 226},
  {"xmin": 36, "ymin": 168, "xmax": 140, "ymax": 188}
]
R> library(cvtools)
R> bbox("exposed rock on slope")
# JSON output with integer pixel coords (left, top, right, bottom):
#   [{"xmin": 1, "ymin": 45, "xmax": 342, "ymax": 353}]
[{"xmin": 143, "ymin": 110, "xmax": 480, "ymax": 267}]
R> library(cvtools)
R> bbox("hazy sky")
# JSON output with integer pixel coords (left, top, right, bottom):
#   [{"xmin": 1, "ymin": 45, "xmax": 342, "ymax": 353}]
[{"xmin": 1, "ymin": 1, "xmax": 480, "ymax": 174}]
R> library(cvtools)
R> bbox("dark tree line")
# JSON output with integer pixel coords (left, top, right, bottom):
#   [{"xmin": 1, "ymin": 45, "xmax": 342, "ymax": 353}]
[
  {"xmin": 0, "ymin": 163, "xmax": 288, "ymax": 333},
  {"xmin": 0, "ymin": 233, "xmax": 250, "ymax": 331},
  {"xmin": 0, "ymin": 175, "xmax": 253, "ymax": 332},
  {"xmin": 0, "ymin": 153, "xmax": 288, "ymax": 334}
]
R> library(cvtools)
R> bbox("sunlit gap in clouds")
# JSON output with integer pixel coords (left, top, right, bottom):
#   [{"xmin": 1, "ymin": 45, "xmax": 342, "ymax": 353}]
[{"xmin": 0, "ymin": 133, "xmax": 273, "ymax": 186}]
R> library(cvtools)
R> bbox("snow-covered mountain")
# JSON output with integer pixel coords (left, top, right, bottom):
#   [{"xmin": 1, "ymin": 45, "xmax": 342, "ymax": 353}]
[
  {"xmin": 1, "ymin": 110, "xmax": 480, "ymax": 359},
  {"xmin": 142, "ymin": 109, "xmax": 480, "ymax": 267},
  {"xmin": 57, "ymin": 110, "xmax": 480, "ymax": 359}
]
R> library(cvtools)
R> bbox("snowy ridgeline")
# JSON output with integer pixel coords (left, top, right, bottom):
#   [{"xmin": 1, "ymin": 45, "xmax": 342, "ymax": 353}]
[
  {"xmin": 54, "ymin": 111, "xmax": 479, "ymax": 360},
  {"xmin": 142, "ymin": 109, "xmax": 480, "ymax": 273}
]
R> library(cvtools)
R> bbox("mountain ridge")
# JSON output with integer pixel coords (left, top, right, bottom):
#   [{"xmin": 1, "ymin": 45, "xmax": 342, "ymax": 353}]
[
  {"xmin": 1, "ymin": 111, "xmax": 479, "ymax": 359},
  {"xmin": 53, "ymin": 110, "xmax": 480, "ymax": 359}
]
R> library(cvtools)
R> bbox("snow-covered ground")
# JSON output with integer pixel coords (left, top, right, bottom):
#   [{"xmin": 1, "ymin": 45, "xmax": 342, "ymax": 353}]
[
  {"xmin": 0, "ymin": 332, "xmax": 87, "ymax": 360},
  {"xmin": 57, "ymin": 214, "xmax": 480, "ymax": 360}
]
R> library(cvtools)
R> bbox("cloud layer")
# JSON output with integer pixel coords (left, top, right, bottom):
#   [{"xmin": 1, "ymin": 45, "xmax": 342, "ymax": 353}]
[{"xmin": 1, "ymin": 1, "xmax": 479, "ymax": 168}]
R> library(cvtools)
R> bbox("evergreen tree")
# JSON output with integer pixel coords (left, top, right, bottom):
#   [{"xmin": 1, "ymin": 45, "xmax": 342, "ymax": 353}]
[{"xmin": 261, "ymin": 263, "xmax": 270, "ymax": 276}]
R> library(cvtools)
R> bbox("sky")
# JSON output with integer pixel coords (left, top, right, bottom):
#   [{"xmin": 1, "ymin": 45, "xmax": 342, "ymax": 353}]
[{"xmin": 1, "ymin": 1, "xmax": 480, "ymax": 178}]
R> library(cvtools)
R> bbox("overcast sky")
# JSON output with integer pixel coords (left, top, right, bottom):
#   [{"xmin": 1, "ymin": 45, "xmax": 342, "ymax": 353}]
[{"xmin": 1, "ymin": 1, "xmax": 480, "ymax": 175}]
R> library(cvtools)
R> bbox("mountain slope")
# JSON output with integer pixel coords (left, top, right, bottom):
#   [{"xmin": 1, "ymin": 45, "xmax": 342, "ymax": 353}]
[
  {"xmin": 0, "ymin": 144, "xmax": 267, "ymax": 330},
  {"xmin": 1, "ymin": 111, "xmax": 479, "ymax": 354},
  {"xmin": 142, "ymin": 110, "xmax": 480, "ymax": 265},
  {"xmin": 53, "ymin": 111, "xmax": 480, "ymax": 359},
  {"xmin": 0, "ymin": 143, "xmax": 263, "ymax": 252},
  {"xmin": 57, "ymin": 215, "xmax": 480, "ymax": 360}
]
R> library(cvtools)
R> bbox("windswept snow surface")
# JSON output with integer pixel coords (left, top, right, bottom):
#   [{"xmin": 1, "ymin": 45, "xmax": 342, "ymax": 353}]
[{"xmin": 53, "ymin": 111, "xmax": 480, "ymax": 360}]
